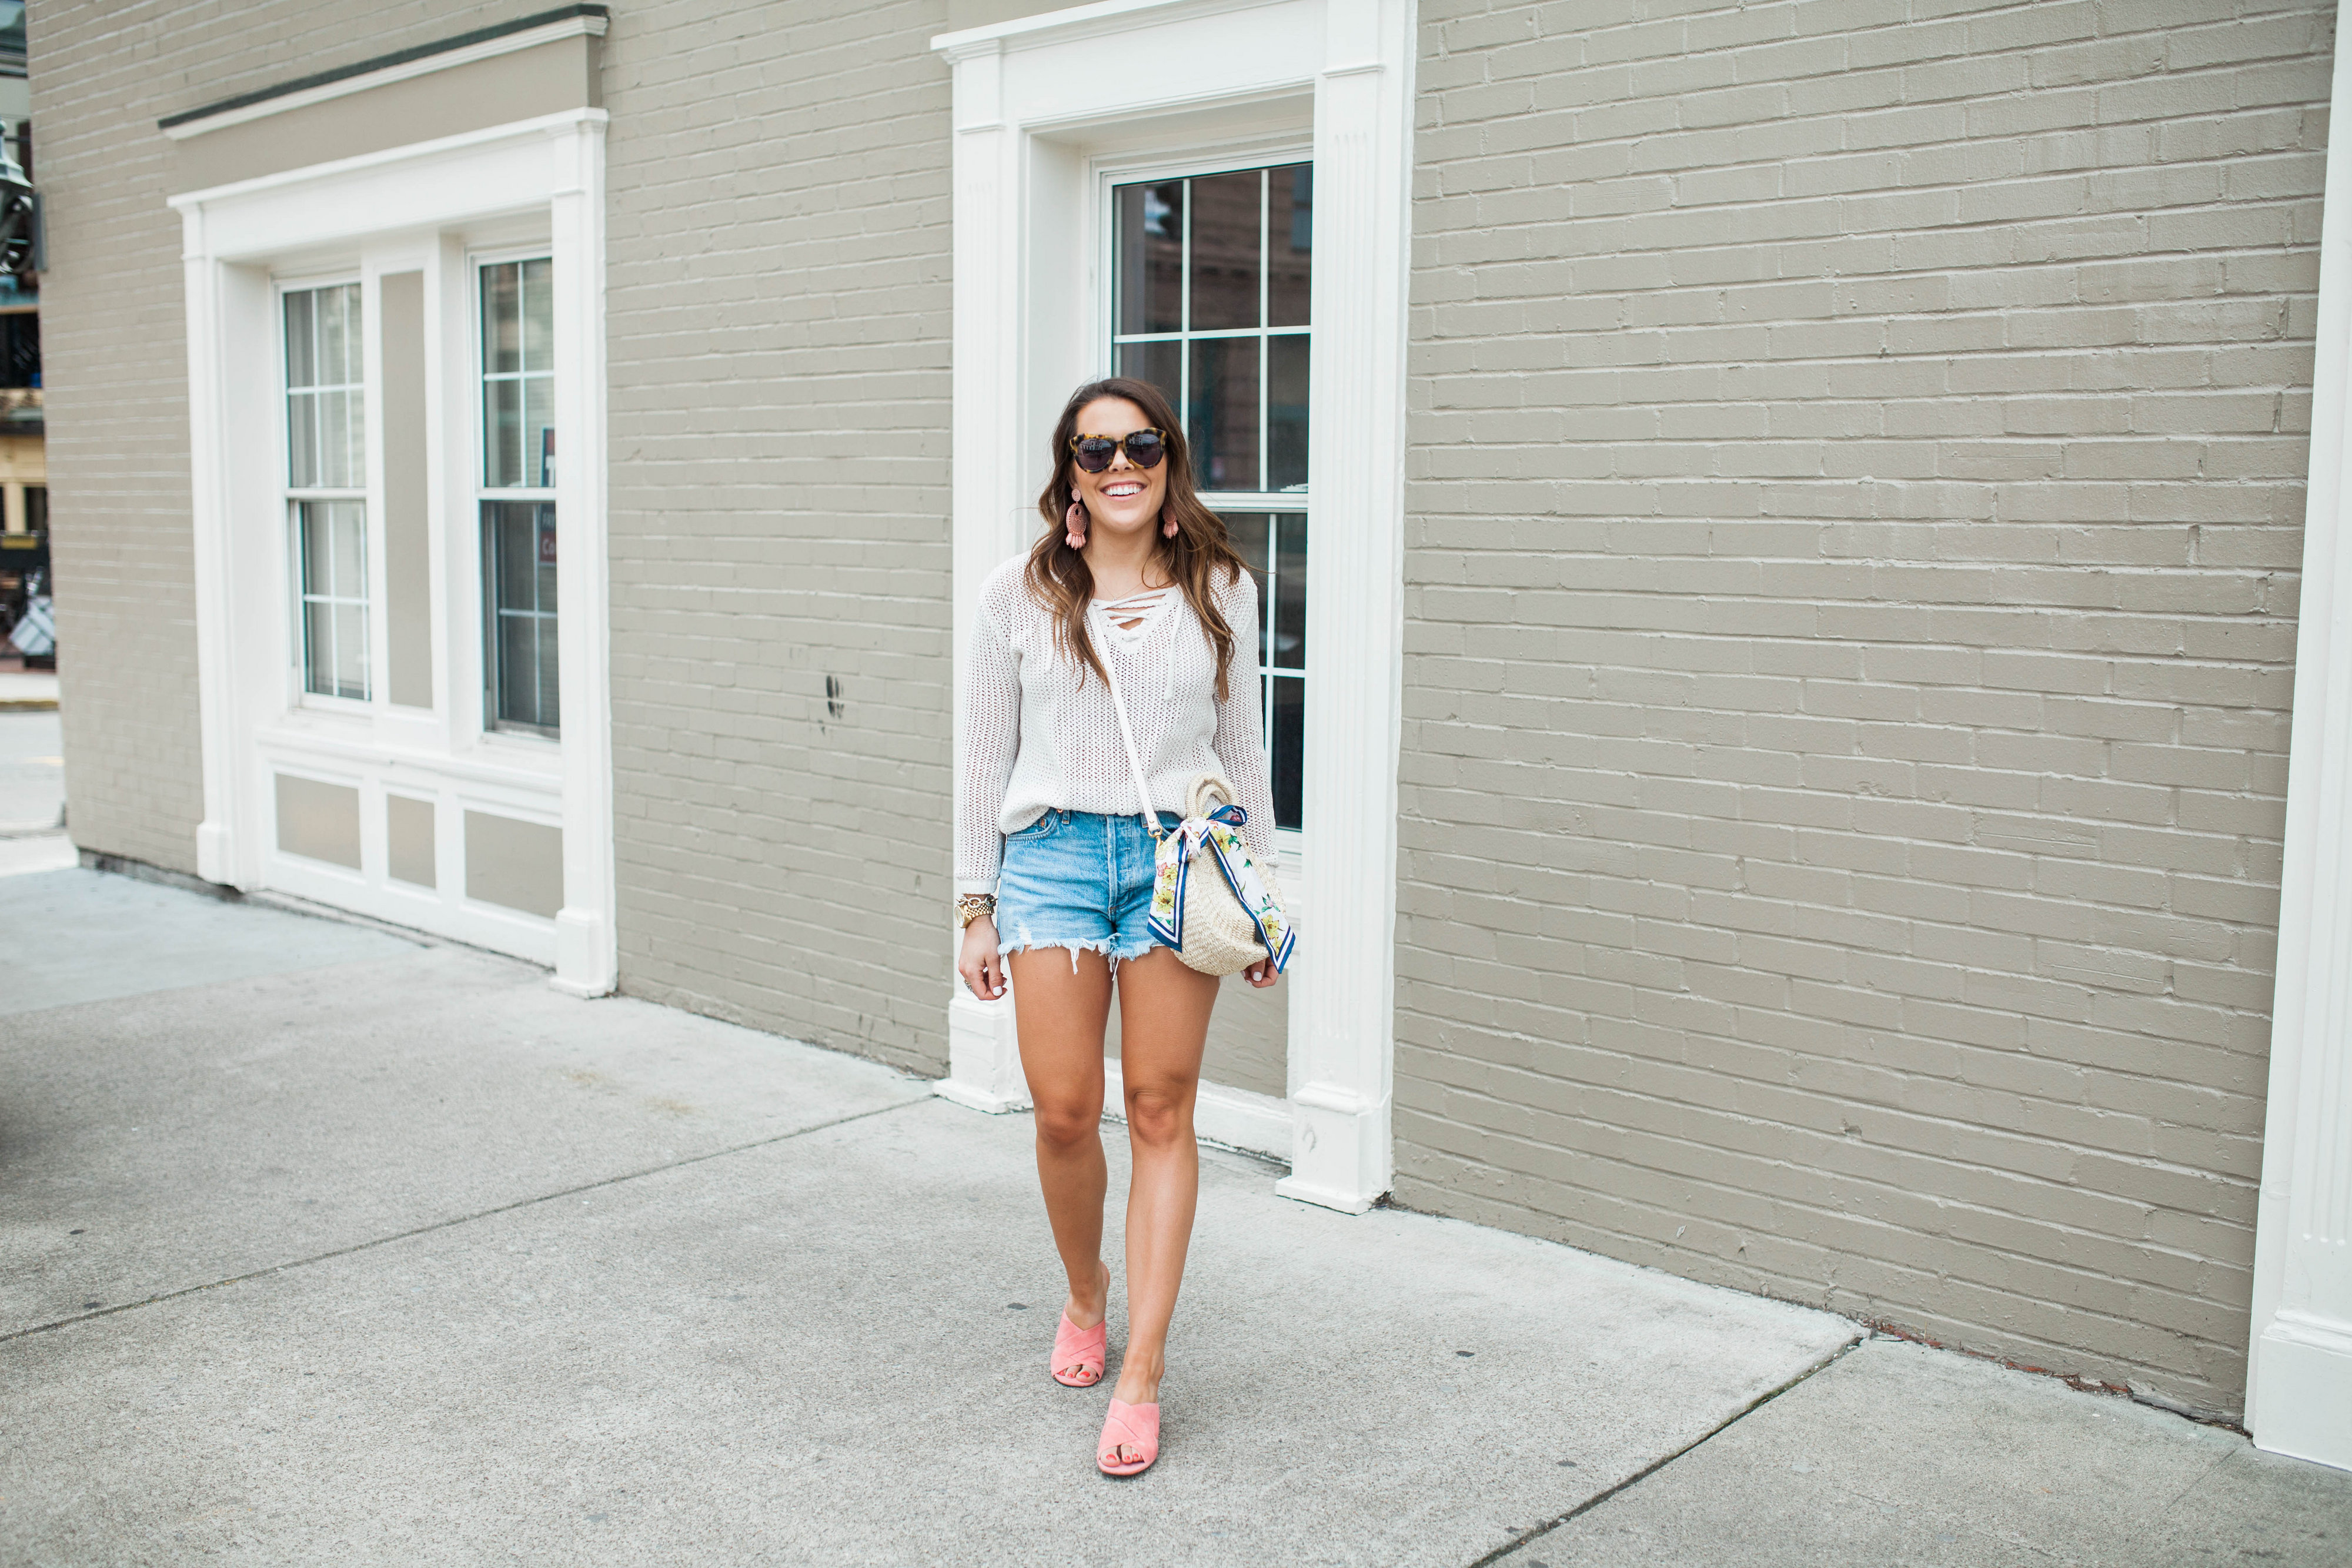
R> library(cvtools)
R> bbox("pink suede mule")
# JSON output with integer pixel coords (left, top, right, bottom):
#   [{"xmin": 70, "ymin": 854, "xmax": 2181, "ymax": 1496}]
[
  {"xmin": 1051, "ymin": 1313, "xmax": 1107, "ymax": 1388},
  {"xmin": 1097, "ymin": 1399, "xmax": 1160, "ymax": 1477}
]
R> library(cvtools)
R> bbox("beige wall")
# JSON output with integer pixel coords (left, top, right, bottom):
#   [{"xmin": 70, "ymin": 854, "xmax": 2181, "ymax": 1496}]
[
  {"xmin": 597, "ymin": 0, "xmax": 956, "ymax": 1074},
  {"xmin": 35, "ymin": 1, "xmax": 562, "ymax": 877},
  {"xmin": 1397, "ymin": 0, "xmax": 2327, "ymax": 1419}
]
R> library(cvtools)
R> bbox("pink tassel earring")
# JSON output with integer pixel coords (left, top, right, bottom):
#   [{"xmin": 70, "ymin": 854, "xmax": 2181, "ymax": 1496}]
[
  {"xmin": 1161, "ymin": 507, "xmax": 1180, "ymax": 540},
  {"xmin": 1065, "ymin": 502, "xmax": 1088, "ymax": 551}
]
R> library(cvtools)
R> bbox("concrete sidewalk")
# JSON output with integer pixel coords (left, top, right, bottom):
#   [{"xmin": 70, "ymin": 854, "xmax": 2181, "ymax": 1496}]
[{"xmin": 1, "ymin": 867, "xmax": 2346, "ymax": 1565}]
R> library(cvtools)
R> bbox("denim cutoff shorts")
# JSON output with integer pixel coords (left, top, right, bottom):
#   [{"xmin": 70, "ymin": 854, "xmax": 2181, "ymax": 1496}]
[{"xmin": 995, "ymin": 808, "xmax": 1178, "ymax": 967}]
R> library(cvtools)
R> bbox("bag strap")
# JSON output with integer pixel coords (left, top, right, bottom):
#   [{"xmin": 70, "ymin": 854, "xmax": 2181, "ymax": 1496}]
[{"xmin": 1090, "ymin": 606, "xmax": 1165, "ymax": 843}]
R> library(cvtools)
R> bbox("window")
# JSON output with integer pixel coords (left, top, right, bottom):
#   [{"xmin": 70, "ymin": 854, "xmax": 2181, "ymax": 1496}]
[
  {"xmin": 284, "ymin": 282, "xmax": 368, "ymax": 701},
  {"xmin": 1111, "ymin": 162, "xmax": 1310, "ymax": 829},
  {"xmin": 478, "ymin": 257, "xmax": 558, "ymax": 735}
]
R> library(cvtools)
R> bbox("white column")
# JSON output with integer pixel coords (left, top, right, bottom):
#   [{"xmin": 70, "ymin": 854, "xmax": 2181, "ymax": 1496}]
[
  {"xmin": 1275, "ymin": 0, "xmax": 1414, "ymax": 1215},
  {"xmin": 549, "ymin": 117, "xmax": 619, "ymax": 998},
  {"xmin": 179, "ymin": 228, "xmax": 241, "ymax": 888},
  {"xmin": 2249, "ymin": 28, "xmax": 2352, "ymax": 1475},
  {"xmin": 938, "ymin": 41, "xmax": 1033, "ymax": 1114}
]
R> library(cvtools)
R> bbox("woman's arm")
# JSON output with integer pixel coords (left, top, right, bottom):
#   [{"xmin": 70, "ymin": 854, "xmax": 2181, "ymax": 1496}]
[
  {"xmin": 1210, "ymin": 567, "xmax": 1281, "ymax": 864},
  {"xmin": 956, "ymin": 603, "xmax": 1021, "ymax": 895}
]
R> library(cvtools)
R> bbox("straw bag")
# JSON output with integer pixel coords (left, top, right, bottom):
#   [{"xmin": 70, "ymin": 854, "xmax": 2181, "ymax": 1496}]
[{"xmin": 1096, "ymin": 616, "xmax": 1296, "ymax": 978}]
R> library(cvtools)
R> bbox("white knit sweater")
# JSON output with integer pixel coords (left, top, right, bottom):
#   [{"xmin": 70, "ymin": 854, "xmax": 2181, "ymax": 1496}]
[{"xmin": 956, "ymin": 557, "xmax": 1279, "ymax": 894}]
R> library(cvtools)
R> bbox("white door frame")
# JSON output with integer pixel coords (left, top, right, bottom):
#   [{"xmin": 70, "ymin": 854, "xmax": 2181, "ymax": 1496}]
[
  {"xmin": 931, "ymin": 0, "xmax": 1415, "ymax": 1213},
  {"xmin": 2249, "ymin": 28, "xmax": 2352, "ymax": 1476},
  {"xmin": 170, "ymin": 109, "xmax": 617, "ymax": 995}
]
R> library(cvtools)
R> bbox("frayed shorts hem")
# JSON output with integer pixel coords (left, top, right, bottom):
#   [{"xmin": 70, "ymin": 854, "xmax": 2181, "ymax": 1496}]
[{"xmin": 997, "ymin": 930, "xmax": 1160, "ymax": 971}]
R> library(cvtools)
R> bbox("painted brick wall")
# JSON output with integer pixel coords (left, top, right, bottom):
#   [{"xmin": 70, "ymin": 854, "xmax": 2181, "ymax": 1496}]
[
  {"xmin": 34, "ymin": 1, "xmax": 560, "ymax": 875},
  {"xmin": 1398, "ymin": 0, "xmax": 2327, "ymax": 1417},
  {"xmin": 598, "ymin": 1, "xmax": 956, "ymax": 1072}
]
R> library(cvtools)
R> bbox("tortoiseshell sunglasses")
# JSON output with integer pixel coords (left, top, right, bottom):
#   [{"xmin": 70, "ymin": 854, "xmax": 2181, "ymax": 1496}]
[{"xmin": 1069, "ymin": 429, "xmax": 1168, "ymax": 473}]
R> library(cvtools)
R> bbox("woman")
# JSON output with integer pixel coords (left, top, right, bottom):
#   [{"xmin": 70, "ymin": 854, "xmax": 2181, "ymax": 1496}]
[{"xmin": 954, "ymin": 377, "xmax": 1282, "ymax": 1478}]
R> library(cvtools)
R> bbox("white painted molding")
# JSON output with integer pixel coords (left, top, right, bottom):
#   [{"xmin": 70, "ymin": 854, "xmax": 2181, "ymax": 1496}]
[
  {"xmin": 1274, "ymin": 0, "xmax": 1412, "ymax": 1216},
  {"xmin": 931, "ymin": 0, "xmax": 1414, "ymax": 1212},
  {"xmin": 162, "ymin": 13, "xmax": 608, "ymax": 141},
  {"xmin": 548, "ymin": 122, "xmax": 617, "ymax": 998},
  {"xmin": 941, "ymin": 989, "xmax": 1034, "ymax": 1113},
  {"xmin": 172, "ymin": 111, "xmax": 614, "ymax": 985},
  {"xmin": 2249, "ymin": 22, "xmax": 2352, "ymax": 1475}
]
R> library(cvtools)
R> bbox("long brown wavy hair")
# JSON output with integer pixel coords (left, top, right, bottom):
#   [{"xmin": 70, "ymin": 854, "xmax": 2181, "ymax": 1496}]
[{"xmin": 1028, "ymin": 377, "xmax": 1251, "ymax": 700}]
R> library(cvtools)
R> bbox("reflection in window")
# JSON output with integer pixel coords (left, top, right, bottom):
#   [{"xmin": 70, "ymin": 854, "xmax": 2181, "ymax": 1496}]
[
  {"xmin": 284, "ymin": 282, "xmax": 368, "ymax": 701},
  {"xmin": 480, "ymin": 258, "xmax": 555, "ymax": 489},
  {"xmin": 285, "ymin": 283, "xmax": 365, "ymax": 490},
  {"xmin": 1115, "ymin": 162, "xmax": 1311, "ymax": 834},
  {"xmin": 479, "ymin": 257, "xmax": 559, "ymax": 737},
  {"xmin": 1112, "ymin": 163, "xmax": 1311, "ymax": 493},
  {"xmin": 1224, "ymin": 512, "xmax": 1307, "ymax": 830},
  {"xmin": 298, "ymin": 501, "xmax": 368, "ymax": 701},
  {"xmin": 482, "ymin": 501, "xmax": 559, "ymax": 735}
]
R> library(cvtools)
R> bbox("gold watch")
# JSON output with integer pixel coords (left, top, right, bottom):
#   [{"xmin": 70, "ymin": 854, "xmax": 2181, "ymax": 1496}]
[{"xmin": 956, "ymin": 894, "xmax": 997, "ymax": 930}]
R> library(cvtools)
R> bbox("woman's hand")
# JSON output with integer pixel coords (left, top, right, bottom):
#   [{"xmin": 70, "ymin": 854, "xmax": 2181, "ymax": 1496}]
[
  {"xmin": 959, "ymin": 916, "xmax": 1008, "ymax": 1001},
  {"xmin": 1244, "ymin": 957, "xmax": 1279, "ymax": 988}
]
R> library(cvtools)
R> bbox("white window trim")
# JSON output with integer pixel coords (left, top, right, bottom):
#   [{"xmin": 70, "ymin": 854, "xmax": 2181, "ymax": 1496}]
[
  {"xmin": 931, "ymin": 0, "xmax": 1414, "ymax": 1215},
  {"xmin": 2251, "ymin": 34, "xmax": 2352, "ymax": 1475},
  {"xmin": 172, "ymin": 108, "xmax": 616, "ymax": 995}
]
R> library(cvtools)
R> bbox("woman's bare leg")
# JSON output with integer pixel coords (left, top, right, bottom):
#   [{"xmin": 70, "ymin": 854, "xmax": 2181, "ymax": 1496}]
[
  {"xmin": 1008, "ymin": 947, "xmax": 1115, "ymax": 1328},
  {"xmin": 1108, "ymin": 946, "xmax": 1220, "ymax": 1409}
]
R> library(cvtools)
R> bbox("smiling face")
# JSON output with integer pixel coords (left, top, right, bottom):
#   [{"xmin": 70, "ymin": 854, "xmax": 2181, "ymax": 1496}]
[{"xmin": 1069, "ymin": 396, "xmax": 1168, "ymax": 543}]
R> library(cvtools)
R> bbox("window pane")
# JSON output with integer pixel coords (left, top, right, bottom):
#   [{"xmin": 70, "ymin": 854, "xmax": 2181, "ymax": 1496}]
[
  {"xmin": 284, "ymin": 292, "xmax": 316, "ymax": 389},
  {"xmin": 321, "ymin": 283, "xmax": 359, "ymax": 385},
  {"xmin": 1116, "ymin": 340, "xmax": 1181, "ymax": 411},
  {"xmin": 319, "ymin": 389, "xmax": 357, "ymax": 489},
  {"xmin": 1268, "ymin": 163, "xmax": 1312, "ymax": 326},
  {"xmin": 299, "ymin": 501, "xmax": 331, "ymax": 596},
  {"xmin": 333, "ymin": 604, "xmax": 369, "ymax": 699},
  {"xmin": 1187, "ymin": 169, "xmax": 1262, "ymax": 332},
  {"xmin": 288, "ymin": 392, "xmax": 320, "ymax": 489},
  {"xmin": 524, "ymin": 376, "xmax": 556, "ymax": 488},
  {"xmin": 483, "ymin": 500, "xmax": 560, "ymax": 734},
  {"xmin": 1188, "ymin": 336, "xmax": 1259, "ymax": 492},
  {"xmin": 522, "ymin": 258, "xmax": 554, "ymax": 373},
  {"xmin": 1270, "ymin": 674, "xmax": 1303, "ymax": 830},
  {"xmin": 285, "ymin": 283, "xmax": 362, "ymax": 487},
  {"xmin": 499, "ymin": 502, "xmax": 537, "ymax": 602},
  {"xmin": 485, "ymin": 378, "xmax": 522, "ymax": 489},
  {"xmin": 482, "ymin": 262, "xmax": 520, "ymax": 376},
  {"xmin": 298, "ymin": 500, "xmax": 369, "ymax": 702},
  {"xmin": 1115, "ymin": 181, "xmax": 1184, "ymax": 334},
  {"xmin": 329, "ymin": 501, "xmax": 366, "ymax": 599},
  {"xmin": 304, "ymin": 599, "xmax": 336, "ymax": 694},
  {"xmin": 1267, "ymin": 334, "xmax": 1309, "ymax": 492},
  {"xmin": 1273, "ymin": 511, "xmax": 1307, "ymax": 670},
  {"xmin": 327, "ymin": 503, "xmax": 362, "ymax": 601},
  {"xmin": 1222, "ymin": 512, "xmax": 1272, "ymax": 665}
]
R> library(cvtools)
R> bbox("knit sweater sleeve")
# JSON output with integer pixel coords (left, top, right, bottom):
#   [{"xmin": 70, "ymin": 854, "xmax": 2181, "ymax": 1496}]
[
  {"xmin": 1210, "ymin": 567, "xmax": 1281, "ymax": 863},
  {"xmin": 956, "ymin": 593, "xmax": 1021, "ymax": 895}
]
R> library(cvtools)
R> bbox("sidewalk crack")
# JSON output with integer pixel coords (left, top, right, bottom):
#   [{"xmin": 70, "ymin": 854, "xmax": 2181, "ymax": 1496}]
[
  {"xmin": 2, "ymin": 1094, "xmax": 933, "ymax": 1346},
  {"xmin": 1466, "ymin": 1329, "xmax": 1867, "ymax": 1568}
]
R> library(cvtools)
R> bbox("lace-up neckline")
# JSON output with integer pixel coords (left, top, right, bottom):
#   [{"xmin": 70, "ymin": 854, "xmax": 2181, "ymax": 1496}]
[{"xmin": 1094, "ymin": 587, "xmax": 1172, "ymax": 653}]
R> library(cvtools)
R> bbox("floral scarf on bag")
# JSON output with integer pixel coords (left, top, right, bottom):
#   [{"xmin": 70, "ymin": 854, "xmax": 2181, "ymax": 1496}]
[{"xmin": 1147, "ymin": 802, "xmax": 1296, "ymax": 971}]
